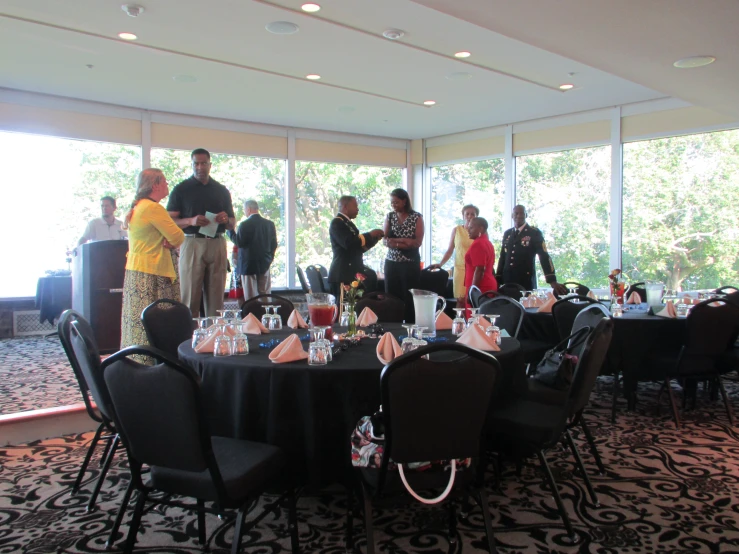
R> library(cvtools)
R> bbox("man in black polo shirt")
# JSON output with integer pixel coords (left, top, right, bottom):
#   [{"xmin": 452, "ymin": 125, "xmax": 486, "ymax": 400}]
[{"xmin": 167, "ymin": 148, "xmax": 235, "ymax": 317}]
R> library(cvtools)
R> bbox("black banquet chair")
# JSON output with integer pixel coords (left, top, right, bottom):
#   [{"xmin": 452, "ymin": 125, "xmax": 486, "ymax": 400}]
[
  {"xmin": 497, "ymin": 282, "xmax": 527, "ymax": 301},
  {"xmin": 141, "ymin": 298, "xmax": 195, "ymax": 357},
  {"xmin": 354, "ymin": 291, "xmax": 405, "ymax": 323},
  {"xmin": 102, "ymin": 345, "xmax": 300, "ymax": 554},
  {"xmin": 486, "ymin": 318, "xmax": 614, "ymax": 543},
  {"xmin": 296, "ymin": 266, "xmax": 311, "ymax": 294},
  {"xmin": 469, "ymin": 285, "xmax": 499, "ymax": 308},
  {"xmin": 418, "ymin": 267, "xmax": 449, "ymax": 298},
  {"xmin": 551, "ymin": 295, "xmax": 601, "ymax": 341},
  {"xmin": 625, "ymin": 282, "xmax": 647, "ymax": 303},
  {"xmin": 715, "ymin": 285, "xmax": 739, "ymax": 295},
  {"xmin": 240, "ymin": 293, "xmax": 295, "ymax": 324},
  {"xmin": 346, "ymin": 343, "xmax": 501, "ymax": 554},
  {"xmin": 58, "ymin": 310, "xmax": 120, "ymax": 512},
  {"xmin": 478, "ymin": 296, "xmax": 525, "ymax": 338},
  {"xmin": 305, "ymin": 265, "xmax": 329, "ymax": 294},
  {"xmin": 555, "ymin": 281, "xmax": 591, "ymax": 299}
]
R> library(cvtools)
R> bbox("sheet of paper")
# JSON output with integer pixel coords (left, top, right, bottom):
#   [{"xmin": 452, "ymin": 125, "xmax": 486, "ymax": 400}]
[{"xmin": 199, "ymin": 211, "xmax": 219, "ymax": 237}]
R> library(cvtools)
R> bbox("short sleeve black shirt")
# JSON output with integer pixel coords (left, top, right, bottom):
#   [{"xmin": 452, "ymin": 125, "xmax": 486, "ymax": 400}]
[{"xmin": 166, "ymin": 176, "xmax": 234, "ymax": 235}]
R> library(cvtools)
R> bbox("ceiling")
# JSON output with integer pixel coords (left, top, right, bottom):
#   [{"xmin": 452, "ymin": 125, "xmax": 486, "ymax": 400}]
[{"xmin": 0, "ymin": 0, "xmax": 734, "ymax": 140}]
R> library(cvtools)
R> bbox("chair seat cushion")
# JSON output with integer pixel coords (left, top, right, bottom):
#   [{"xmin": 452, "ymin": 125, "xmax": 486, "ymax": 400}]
[
  {"xmin": 150, "ymin": 436, "xmax": 285, "ymax": 504},
  {"xmin": 523, "ymin": 378, "xmax": 567, "ymax": 406},
  {"xmin": 487, "ymin": 399, "xmax": 565, "ymax": 451}
]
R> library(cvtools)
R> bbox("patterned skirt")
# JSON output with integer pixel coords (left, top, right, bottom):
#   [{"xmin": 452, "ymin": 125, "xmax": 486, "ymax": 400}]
[{"xmin": 120, "ymin": 260, "xmax": 180, "ymax": 352}]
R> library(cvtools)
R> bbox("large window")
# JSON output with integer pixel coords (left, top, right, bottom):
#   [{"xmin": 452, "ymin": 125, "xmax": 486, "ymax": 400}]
[
  {"xmin": 294, "ymin": 162, "xmax": 403, "ymax": 274},
  {"xmin": 516, "ymin": 146, "xmax": 611, "ymax": 288},
  {"xmin": 430, "ymin": 159, "xmax": 505, "ymax": 268},
  {"xmin": 0, "ymin": 131, "xmax": 141, "ymax": 297},
  {"xmin": 150, "ymin": 149, "xmax": 287, "ymax": 288},
  {"xmin": 622, "ymin": 130, "xmax": 739, "ymax": 291}
]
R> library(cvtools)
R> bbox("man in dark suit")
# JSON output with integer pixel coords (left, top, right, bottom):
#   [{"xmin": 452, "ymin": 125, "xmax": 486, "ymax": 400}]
[
  {"xmin": 495, "ymin": 205, "xmax": 568, "ymax": 295},
  {"xmin": 229, "ymin": 200, "xmax": 277, "ymax": 299},
  {"xmin": 328, "ymin": 196, "xmax": 384, "ymax": 300}
]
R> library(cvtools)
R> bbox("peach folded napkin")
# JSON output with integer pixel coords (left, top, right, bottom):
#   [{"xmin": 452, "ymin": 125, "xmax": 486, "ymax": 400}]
[
  {"xmin": 287, "ymin": 309, "xmax": 309, "ymax": 329},
  {"xmin": 435, "ymin": 311, "xmax": 453, "ymax": 330},
  {"xmin": 241, "ymin": 312, "xmax": 269, "ymax": 334},
  {"xmin": 587, "ymin": 290, "xmax": 597, "ymax": 300},
  {"xmin": 356, "ymin": 307, "xmax": 378, "ymax": 327},
  {"xmin": 626, "ymin": 291, "xmax": 642, "ymax": 304},
  {"xmin": 376, "ymin": 332, "xmax": 403, "ymax": 365},
  {"xmin": 194, "ymin": 327, "xmax": 235, "ymax": 353},
  {"xmin": 456, "ymin": 323, "xmax": 500, "ymax": 351},
  {"xmin": 536, "ymin": 293, "xmax": 556, "ymax": 313},
  {"xmin": 268, "ymin": 334, "xmax": 309, "ymax": 363},
  {"xmin": 655, "ymin": 300, "xmax": 677, "ymax": 318}
]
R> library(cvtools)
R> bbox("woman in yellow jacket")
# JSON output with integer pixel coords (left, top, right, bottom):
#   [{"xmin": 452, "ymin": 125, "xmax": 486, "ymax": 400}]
[{"xmin": 120, "ymin": 168, "xmax": 185, "ymax": 350}]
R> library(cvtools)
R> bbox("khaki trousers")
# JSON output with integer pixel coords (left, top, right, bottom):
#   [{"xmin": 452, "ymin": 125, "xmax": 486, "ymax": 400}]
[
  {"xmin": 179, "ymin": 236, "xmax": 227, "ymax": 318},
  {"xmin": 241, "ymin": 272, "xmax": 271, "ymax": 300}
]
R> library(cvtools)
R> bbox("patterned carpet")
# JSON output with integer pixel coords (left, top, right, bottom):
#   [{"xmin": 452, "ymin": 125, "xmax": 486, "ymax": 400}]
[{"xmin": 2, "ymin": 380, "xmax": 739, "ymax": 553}]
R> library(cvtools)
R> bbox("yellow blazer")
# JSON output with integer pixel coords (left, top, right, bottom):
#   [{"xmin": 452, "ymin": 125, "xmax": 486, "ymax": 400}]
[{"xmin": 125, "ymin": 199, "xmax": 184, "ymax": 279}]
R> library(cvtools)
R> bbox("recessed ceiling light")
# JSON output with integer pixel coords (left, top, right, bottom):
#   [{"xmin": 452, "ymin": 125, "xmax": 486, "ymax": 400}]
[
  {"xmin": 454, "ymin": 51, "xmax": 471, "ymax": 58},
  {"xmin": 382, "ymin": 29, "xmax": 405, "ymax": 40},
  {"xmin": 559, "ymin": 83, "xmax": 574, "ymax": 90},
  {"xmin": 121, "ymin": 4, "xmax": 144, "ymax": 17},
  {"xmin": 173, "ymin": 75, "xmax": 198, "ymax": 83},
  {"xmin": 306, "ymin": 74, "xmax": 321, "ymax": 80},
  {"xmin": 673, "ymin": 55, "xmax": 716, "ymax": 69},
  {"xmin": 301, "ymin": 3, "xmax": 321, "ymax": 12},
  {"xmin": 265, "ymin": 21, "xmax": 300, "ymax": 35},
  {"xmin": 118, "ymin": 32, "xmax": 137, "ymax": 40},
  {"xmin": 423, "ymin": 100, "xmax": 436, "ymax": 106}
]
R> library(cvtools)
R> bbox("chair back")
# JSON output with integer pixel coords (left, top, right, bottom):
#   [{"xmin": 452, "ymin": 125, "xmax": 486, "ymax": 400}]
[
  {"xmin": 551, "ymin": 295, "xmax": 599, "ymax": 340},
  {"xmin": 715, "ymin": 285, "xmax": 738, "ymax": 295},
  {"xmin": 469, "ymin": 285, "xmax": 498, "ymax": 308},
  {"xmin": 625, "ymin": 282, "xmax": 647, "ymax": 302},
  {"xmin": 478, "ymin": 296, "xmax": 525, "ymax": 338},
  {"xmin": 240, "ymin": 294, "xmax": 295, "ymax": 324},
  {"xmin": 305, "ymin": 265, "xmax": 328, "ymax": 294},
  {"xmin": 296, "ymin": 266, "xmax": 311, "ymax": 294},
  {"xmin": 102, "ymin": 347, "xmax": 215, "ymax": 475},
  {"xmin": 556, "ymin": 281, "xmax": 590, "ymax": 299},
  {"xmin": 570, "ymin": 304, "xmax": 610, "ymax": 350},
  {"xmin": 58, "ymin": 310, "xmax": 102, "ymax": 423},
  {"xmin": 497, "ymin": 282, "xmax": 526, "ymax": 301},
  {"xmin": 566, "ymin": 318, "xmax": 614, "ymax": 416},
  {"xmin": 680, "ymin": 299, "xmax": 739, "ymax": 372},
  {"xmin": 69, "ymin": 320, "xmax": 115, "ymax": 422},
  {"xmin": 141, "ymin": 299, "xmax": 194, "ymax": 357},
  {"xmin": 419, "ymin": 268, "xmax": 449, "ymax": 298},
  {"xmin": 355, "ymin": 292, "xmax": 405, "ymax": 322},
  {"xmin": 381, "ymin": 343, "xmax": 500, "ymax": 466}
]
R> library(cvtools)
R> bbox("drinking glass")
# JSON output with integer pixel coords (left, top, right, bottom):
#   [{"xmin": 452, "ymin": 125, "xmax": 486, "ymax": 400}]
[
  {"xmin": 401, "ymin": 325, "xmax": 419, "ymax": 353},
  {"xmin": 485, "ymin": 314, "xmax": 501, "ymax": 344},
  {"xmin": 467, "ymin": 308, "xmax": 481, "ymax": 328},
  {"xmin": 312, "ymin": 326, "xmax": 332, "ymax": 361},
  {"xmin": 271, "ymin": 306, "xmax": 282, "ymax": 330},
  {"xmin": 412, "ymin": 326, "xmax": 428, "ymax": 340},
  {"xmin": 676, "ymin": 303, "xmax": 689, "ymax": 318},
  {"xmin": 231, "ymin": 322, "xmax": 249, "ymax": 355},
  {"xmin": 308, "ymin": 341, "xmax": 328, "ymax": 365},
  {"xmin": 569, "ymin": 286, "xmax": 577, "ymax": 296},
  {"xmin": 214, "ymin": 333, "xmax": 233, "ymax": 357},
  {"xmin": 401, "ymin": 321, "xmax": 414, "ymax": 339},
  {"xmin": 340, "ymin": 303, "xmax": 351, "ymax": 326},
  {"xmin": 261, "ymin": 306, "xmax": 274, "ymax": 329},
  {"xmin": 191, "ymin": 328, "xmax": 208, "ymax": 349},
  {"xmin": 451, "ymin": 308, "xmax": 466, "ymax": 336},
  {"xmin": 611, "ymin": 303, "xmax": 623, "ymax": 318}
]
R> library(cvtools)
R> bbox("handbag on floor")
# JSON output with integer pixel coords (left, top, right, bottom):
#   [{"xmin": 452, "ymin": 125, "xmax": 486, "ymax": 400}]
[
  {"xmin": 532, "ymin": 326, "xmax": 592, "ymax": 390},
  {"xmin": 350, "ymin": 408, "xmax": 470, "ymax": 505}
]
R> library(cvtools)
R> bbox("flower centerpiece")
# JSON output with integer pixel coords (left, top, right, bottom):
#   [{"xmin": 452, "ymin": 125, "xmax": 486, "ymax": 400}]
[
  {"xmin": 343, "ymin": 273, "xmax": 366, "ymax": 337},
  {"xmin": 608, "ymin": 269, "xmax": 626, "ymax": 304}
]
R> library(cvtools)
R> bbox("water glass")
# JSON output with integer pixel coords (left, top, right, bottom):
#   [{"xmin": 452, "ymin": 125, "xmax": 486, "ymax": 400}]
[
  {"xmin": 270, "ymin": 307, "xmax": 282, "ymax": 330},
  {"xmin": 308, "ymin": 341, "xmax": 328, "ymax": 365},
  {"xmin": 676, "ymin": 303, "xmax": 689, "ymax": 318},
  {"xmin": 485, "ymin": 325, "xmax": 501, "ymax": 345},
  {"xmin": 261, "ymin": 306, "xmax": 274, "ymax": 329},
  {"xmin": 191, "ymin": 328, "xmax": 208, "ymax": 349},
  {"xmin": 467, "ymin": 308, "xmax": 481, "ymax": 328},
  {"xmin": 340, "ymin": 303, "xmax": 351, "ymax": 326},
  {"xmin": 214, "ymin": 334, "xmax": 233, "ymax": 356},
  {"xmin": 611, "ymin": 303, "xmax": 623, "ymax": 318},
  {"xmin": 451, "ymin": 308, "xmax": 466, "ymax": 336}
]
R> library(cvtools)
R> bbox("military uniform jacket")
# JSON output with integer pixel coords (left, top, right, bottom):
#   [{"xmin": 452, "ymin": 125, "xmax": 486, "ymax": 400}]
[
  {"xmin": 495, "ymin": 224, "xmax": 557, "ymax": 290},
  {"xmin": 328, "ymin": 213, "xmax": 380, "ymax": 285}
]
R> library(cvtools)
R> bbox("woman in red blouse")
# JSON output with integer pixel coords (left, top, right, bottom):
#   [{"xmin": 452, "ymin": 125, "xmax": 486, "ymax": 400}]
[{"xmin": 464, "ymin": 217, "xmax": 498, "ymax": 308}]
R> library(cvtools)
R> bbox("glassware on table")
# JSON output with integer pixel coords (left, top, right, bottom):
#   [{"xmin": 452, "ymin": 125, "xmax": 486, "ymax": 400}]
[
  {"xmin": 451, "ymin": 308, "xmax": 466, "ymax": 336},
  {"xmin": 193, "ymin": 317, "xmax": 211, "ymax": 336},
  {"xmin": 467, "ymin": 307, "xmax": 481, "ymax": 328},
  {"xmin": 191, "ymin": 328, "xmax": 208, "ymax": 349},
  {"xmin": 676, "ymin": 303, "xmax": 689, "ymax": 318},
  {"xmin": 261, "ymin": 305, "xmax": 274, "ymax": 329},
  {"xmin": 308, "ymin": 341, "xmax": 328, "ymax": 365},
  {"xmin": 484, "ymin": 314, "xmax": 501, "ymax": 344},
  {"xmin": 339, "ymin": 303, "xmax": 351, "ymax": 326},
  {"xmin": 401, "ymin": 321, "xmax": 414, "ymax": 339},
  {"xmin": 231, "ymin": 322, "xmax": 249, "ymax": 355},
  {"xmin": 306, "ymin": 293, "xmax": 338, "ymax": 341},
  {"xmin": 271, "ymin": 306, "xmax": 282, "ymax": 330},
  {"xmin": 213, "ymin": 330, "xmax": 233, "ymax": 357},
  {"xmin": 401, "ymin": 325, "xmax": 419, "ymax": 354},
  {"xmin": 610, "ymin": 281, "xmax": 626, "ymax": 305},
  {"xmin": 611, "ymin": 303, "xmax": 623, "ymax": 318},
  {"xmin": 645, "ymin": 281, "xmax": 664, "ymax": 307},
  {"xmin": 569, "ymin": 286, "xmax": 577, "ymax": 296}
]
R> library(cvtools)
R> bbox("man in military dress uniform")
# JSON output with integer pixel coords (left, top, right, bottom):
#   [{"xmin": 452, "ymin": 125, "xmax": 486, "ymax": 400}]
[
  {"xmin": 328, "ymin": 196, "xmax": 384, "ymax": 300},
  {"xmin": 495, "ymin": 205, "xmax": 568, "ymax": 295}
]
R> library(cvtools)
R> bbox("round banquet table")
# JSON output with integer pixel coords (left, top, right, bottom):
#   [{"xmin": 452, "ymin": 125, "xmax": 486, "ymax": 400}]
[{"xmin": 178, "ymin": 324, "xmax": 524, "ymax": 489}]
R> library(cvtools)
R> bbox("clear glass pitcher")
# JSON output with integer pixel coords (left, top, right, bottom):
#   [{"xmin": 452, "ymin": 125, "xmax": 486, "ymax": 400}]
[
  {"xmin": 409, "ymin": 289, "xmax": 446, "ymax": 338},
  {"xmin": 645, "ymin": 282, "xmax": 664, "ymax": 307},
  {"xmin": 306, "ymin": 293, "xmax": 338, "ymax": 340}
]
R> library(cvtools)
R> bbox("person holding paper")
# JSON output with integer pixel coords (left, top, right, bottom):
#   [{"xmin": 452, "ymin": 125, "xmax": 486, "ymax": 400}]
[
  {"xmin": 228, "ymin": 199, "xmax": 278, "ymax": 299},
  {"xmin": 167, "ymin": 148, "xmax": 235, "ymax": 317}
]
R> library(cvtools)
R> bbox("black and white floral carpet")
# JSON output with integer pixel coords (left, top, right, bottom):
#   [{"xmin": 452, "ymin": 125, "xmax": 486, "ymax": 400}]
[{"xmin": 3, "ymin": 382, "xmax": 739, "ymax": 553}]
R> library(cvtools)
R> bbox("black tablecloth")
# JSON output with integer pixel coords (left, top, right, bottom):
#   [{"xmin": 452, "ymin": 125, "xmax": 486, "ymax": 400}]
[
  {"xmin": 35, "ymin": 275, "xmax": 72, "ymax": 325},
  {"xmin": 178, "ymin": 325, "xmax": 523, "ymax": 489}
]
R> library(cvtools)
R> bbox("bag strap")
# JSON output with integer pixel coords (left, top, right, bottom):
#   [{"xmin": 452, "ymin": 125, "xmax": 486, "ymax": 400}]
[
  {"xmin": 548, "ymin": 325, "xmax": 590, "ymax": 355},
  {"xmin": 398, "ymin": 460, "xmax": 456, "ymax": 505}
]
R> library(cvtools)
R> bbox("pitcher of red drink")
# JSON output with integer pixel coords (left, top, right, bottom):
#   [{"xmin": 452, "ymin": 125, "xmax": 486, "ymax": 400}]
[{"xmin": 306, "ymin": 293, "xmax": 338, "ymax": 341}]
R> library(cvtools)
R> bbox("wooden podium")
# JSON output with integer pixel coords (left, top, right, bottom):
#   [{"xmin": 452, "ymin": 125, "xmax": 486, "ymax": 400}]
[{"xmin": 72, "ymin": 240, "xmax": 129, "ymax": 353}]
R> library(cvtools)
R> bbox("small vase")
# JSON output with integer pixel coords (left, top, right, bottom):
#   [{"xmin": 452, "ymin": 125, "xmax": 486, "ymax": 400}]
[{"xmin": 346, "ymin": 305, "xmax": 357, "ymax": 336}]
